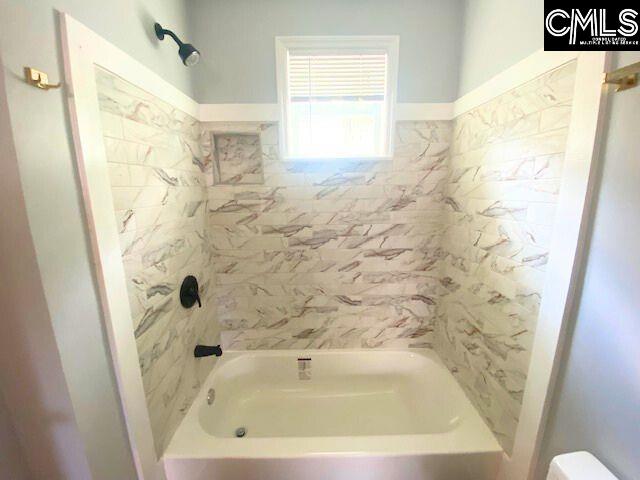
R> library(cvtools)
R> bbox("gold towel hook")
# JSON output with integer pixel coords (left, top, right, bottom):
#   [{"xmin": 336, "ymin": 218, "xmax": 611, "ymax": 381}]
[
  {"xmin": 603, "ymin": 61, "xmax": 640, "ymax": 92},
  {"xmin": 24, "ymin": 67, "xmax": 62, "ymax": 91}
]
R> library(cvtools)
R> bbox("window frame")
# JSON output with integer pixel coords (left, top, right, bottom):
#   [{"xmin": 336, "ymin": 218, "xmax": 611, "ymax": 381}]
[{"xmin": 275, "ymin": 35, "xmax": 399, "ymax": 161}]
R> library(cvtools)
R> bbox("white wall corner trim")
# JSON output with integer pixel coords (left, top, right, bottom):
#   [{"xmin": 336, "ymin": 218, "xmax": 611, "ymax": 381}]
[
  {"xmin": 453, "ymin": 49, "xmax": 579, "ymax": 117},
  {"xmin": 497, "ymin": 51, "xmax": 610, "ymax": 480},
  {"xmin": 60, "ymin": 12, "xmax": 172, "ymax": 480}
]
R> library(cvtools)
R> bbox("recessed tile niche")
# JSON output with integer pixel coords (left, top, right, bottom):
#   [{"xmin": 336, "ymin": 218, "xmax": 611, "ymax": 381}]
[{"xmin": 212, "ymin": 132, "xmax": 264, "ymax": 185}]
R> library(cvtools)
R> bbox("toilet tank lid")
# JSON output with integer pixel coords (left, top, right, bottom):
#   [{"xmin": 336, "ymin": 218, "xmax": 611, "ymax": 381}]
[{"xmin": 548, "ymin": 452, "xmax": 619, "ymax": 480}]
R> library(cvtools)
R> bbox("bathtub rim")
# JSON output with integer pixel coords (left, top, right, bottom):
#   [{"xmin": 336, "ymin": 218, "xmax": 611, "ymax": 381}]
[{"xmin": 164, "ymin": 348, "xmax": 502, "ymax": 460}]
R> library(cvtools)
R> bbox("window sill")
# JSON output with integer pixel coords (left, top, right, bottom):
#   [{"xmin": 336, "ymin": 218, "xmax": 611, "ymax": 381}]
[{"xmin": 282, "ymin": 156, "xmax": 392, "ymax": 162}]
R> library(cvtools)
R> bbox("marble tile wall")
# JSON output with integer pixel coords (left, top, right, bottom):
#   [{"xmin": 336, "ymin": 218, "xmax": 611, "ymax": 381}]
[
  {"xmin": 96, "ymin": 68, "xmax": 221, "ymax": 456},
  {"xmin": 213, "ymin": 132, "xmax": 264, "ymax": 184},
  {"xmin": 201, "ymin": 120, "xmax": 453, "ymax": 350},
  {"xmin": 435, "ymin": 61, "xmax": 577, "ymax": 453},
  {"xmin": 93, "ymin": 61, "xmax": 576, "ymax": 458}
]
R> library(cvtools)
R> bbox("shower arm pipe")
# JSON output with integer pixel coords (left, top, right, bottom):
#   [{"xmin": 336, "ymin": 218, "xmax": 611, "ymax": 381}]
[{"xmin": 158, "ymin": 27, "xmax": 185, "ymax": 48}]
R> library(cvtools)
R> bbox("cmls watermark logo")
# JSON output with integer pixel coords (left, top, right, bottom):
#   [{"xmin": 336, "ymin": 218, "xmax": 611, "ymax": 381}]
[{"xmin": 544, "ymin": 3, "xmax": 639, "ymax": 50}]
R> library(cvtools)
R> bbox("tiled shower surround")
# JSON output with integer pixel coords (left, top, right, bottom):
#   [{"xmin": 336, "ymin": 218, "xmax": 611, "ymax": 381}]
[
  {"xmin": 204, "ymin": 120, "xmax": 451, "ymax": 350},
  {"xmin": 96, "ymin": 68, "xmax": 220, "ymax": 455},
  {"xmin": 437, "ymin": 61, "xmax": 577, "ymax": 452},
  {"xmin": 95, "ymin": 61, "xmax": 576, "ymax": 455}
]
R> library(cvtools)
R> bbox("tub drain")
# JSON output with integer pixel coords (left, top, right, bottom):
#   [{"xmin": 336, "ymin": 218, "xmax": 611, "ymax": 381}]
[{"xmin": 235, "ymin": 427, "xmax": 246, "ymax": 438}]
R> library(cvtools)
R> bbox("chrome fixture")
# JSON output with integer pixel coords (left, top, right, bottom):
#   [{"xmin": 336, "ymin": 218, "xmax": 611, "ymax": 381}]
[{"xmin": 207, "ymin": 388, "xmax": 215, "ymax": 406}]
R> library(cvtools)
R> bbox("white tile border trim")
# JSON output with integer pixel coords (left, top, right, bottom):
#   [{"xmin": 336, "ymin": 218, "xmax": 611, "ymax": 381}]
[
  {"xmin": 198, "ymin": 103, "xmax": 279, "ymax": 122},
  {"xmin": 60, "ymin": 12, "xmax": 609, "ymax": 480},
  {"xmin": 395, "ymin": 103, "xmax": 454, "ymax": 121},
  {"xmin": 198, "ymin": 102, "xmax": 455, "ymax": 122},
  {"xmin": 453, "ymin": 49, "xmax": 579, "ymax": 117}
]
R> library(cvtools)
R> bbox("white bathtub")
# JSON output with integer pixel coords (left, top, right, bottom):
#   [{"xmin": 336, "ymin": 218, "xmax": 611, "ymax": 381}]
[{"xmin": 163, "ymin": 349, "xmax": 502, "ymax": 480}]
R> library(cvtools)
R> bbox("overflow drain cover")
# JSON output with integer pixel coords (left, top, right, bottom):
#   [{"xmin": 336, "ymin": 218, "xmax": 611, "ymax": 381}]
[{"xmin": 235, "ymin": 427, "xmax": 246, "ymax": 438}]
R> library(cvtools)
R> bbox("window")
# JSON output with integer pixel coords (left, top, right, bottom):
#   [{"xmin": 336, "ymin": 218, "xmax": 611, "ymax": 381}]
[{"xmin": 276, "ymin": 36, "xmax": 399, "ymax": 160}]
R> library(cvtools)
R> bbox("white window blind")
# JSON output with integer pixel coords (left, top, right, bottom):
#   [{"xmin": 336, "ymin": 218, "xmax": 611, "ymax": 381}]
[
  {"xmin": 288, "ymin": 53, "xmax": 388, "ymax": 102},
  {"xmin": 276, "ymin": 37, "xmax": 398, "ymax": 159}
]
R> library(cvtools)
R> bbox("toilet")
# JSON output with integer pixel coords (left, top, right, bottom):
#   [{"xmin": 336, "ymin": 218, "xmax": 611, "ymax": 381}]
[{"xmin": 548, "ymin": 452, "xmax": 619, "ymax": 480}]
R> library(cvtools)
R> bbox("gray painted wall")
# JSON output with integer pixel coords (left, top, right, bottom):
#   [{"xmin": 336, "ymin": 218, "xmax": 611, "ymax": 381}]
[
  {"xmin": 189, "ymin": 0, "xmax": 546, "ymax": 103},
  {"xmin": 188, "ymin": 0, "xmax": 464, "ymax": 103},
  {"xmin": 0, "ymin": 369, "xmax": 30, "ymax": 479},
  {"xmin": 0, "ymin": 0, "xmax": 197, "ymax": 478},
  {"xmin": 0, "ymin": 46, "xmax": 92, "ymax": 480},
  {"xmin": 535, "ymin": 51, "xmax": 640, "ymax": 480},
  {"xmin": 457, "ymin": 0, "xmax": 543, "ymax": 96}
]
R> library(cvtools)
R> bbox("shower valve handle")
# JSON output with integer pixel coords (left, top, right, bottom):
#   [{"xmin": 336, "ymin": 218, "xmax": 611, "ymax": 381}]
[{"xmin": 180, "ymin": 275, "xmax": 202, "ymax": 309}]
